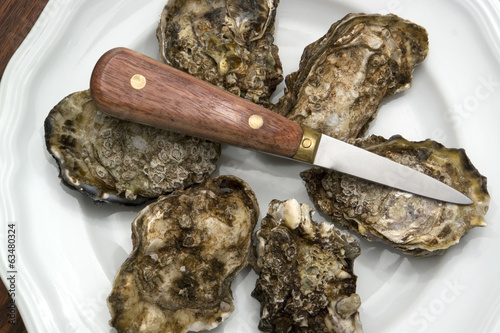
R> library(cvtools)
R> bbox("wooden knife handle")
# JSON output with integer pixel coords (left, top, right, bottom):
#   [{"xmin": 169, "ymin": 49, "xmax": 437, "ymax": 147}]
[{"xmin": 90, "ymin": 47, "xmax": 303, "ymax": 158}]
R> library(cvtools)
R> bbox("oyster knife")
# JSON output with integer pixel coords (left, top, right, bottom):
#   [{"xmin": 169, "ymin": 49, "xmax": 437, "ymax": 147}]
[{"xmin": 90, "ymin": 48, "xmax": 472, "ymax": 205}]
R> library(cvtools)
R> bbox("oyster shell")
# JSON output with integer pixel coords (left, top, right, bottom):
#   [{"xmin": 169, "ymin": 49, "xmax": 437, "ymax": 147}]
[
  {"xmin": 157, "ymin": 0, "xmax": 283, "ymax": 107},
  {"xmin": 44, "ymin": 90, "xmax": 220, "ymax": 204},
  {"xmin": 108, "ymin": 175, "xmax": 259, "ymax": 332},
  {"xmin": 273, "ymin": 13, "xmax": 429, "ymax": 141},
  {"xmin": 251, "ymin": 198, "xmax": 363, "ymax": 332},
  {"xmin": 301, "ymin": 135, "xmax": 490, "ymax": 257}
]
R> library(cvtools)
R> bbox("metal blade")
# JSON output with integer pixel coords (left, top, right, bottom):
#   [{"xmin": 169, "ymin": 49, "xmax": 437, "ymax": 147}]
[{"xmin": 313, "ymin": 134, "xmax": 473, "ymax": 205}]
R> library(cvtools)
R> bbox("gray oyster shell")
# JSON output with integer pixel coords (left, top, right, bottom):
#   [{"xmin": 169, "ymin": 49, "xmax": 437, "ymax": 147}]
[
  {"xmin": 108, "ymin": 175, "xmax": 259, "ymax": 332},
  {"xmin": 273, "ymin": 13, "xmax": 429, "ymax": 141},
  {"xmin": 157, "ymin": 0, "xmax": 283, "ymax": 107},
  {"xmin": 251, "ymin": 198, "xmax": 363, "ymax": 332},
  {"xmin": 301, "ymin": 135, "xmax": 490, "ymax": 257},
  {"xmin": 44, "ymin": 90, "xmax": 220, "ymax": 204}
]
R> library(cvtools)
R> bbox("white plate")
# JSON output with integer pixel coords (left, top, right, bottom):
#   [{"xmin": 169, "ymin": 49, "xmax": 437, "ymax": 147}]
[{"xmin": 1, "ymin": 0, "xmax": 500, "ymax": 332}]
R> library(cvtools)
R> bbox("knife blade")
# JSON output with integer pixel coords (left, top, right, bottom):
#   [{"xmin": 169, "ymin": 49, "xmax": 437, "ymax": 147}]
[{"xmin": 89, "ymin": 47, "xmax": 472, "ymax": 205}]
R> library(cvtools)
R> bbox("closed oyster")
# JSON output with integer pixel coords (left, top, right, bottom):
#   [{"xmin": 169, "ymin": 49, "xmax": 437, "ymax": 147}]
[
  {"xmin": 44, "ymin": 90, "xmax": 220, "ymax": 204},
  {"xmin": 157, "ymin": 0, "xmax": 283, "ymax": 107},
  {"xmin": 251, "ymin": 198, "xmax": 363, "ymax": 332},
  {"xmin": 301, "ymin": 135, "xmax": 490, "ymax": 257},
  {"xmin": 108, "ymin": 175, "xmax": 259, "ymax": 333},
  {"xmin": 273, "ymin": 13, "xmax": 428, "ymax": 141}
]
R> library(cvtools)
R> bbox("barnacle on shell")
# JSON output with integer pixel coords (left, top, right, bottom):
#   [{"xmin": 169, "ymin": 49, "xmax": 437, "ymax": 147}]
[
  {"xmin": 251, "ymin": 198, "xmax": 363, "ymax": 332},
  {"xmin": 157, "ymin": 0, "xmax": 283, "ymax": 107},
  {"xmin": 301, "ymin": 135, "xmax": 490, "ymax": 257},
  {"xmin": 273, "ymin": 13, "xmax": 429, "ymax": 141},
  {"xmin": 45, "ymin": 90, "xmax": 220, "ymax": 204},
  {"xmin": 108, "ymin": 175, "xmax": 259, "ymax": 333}
]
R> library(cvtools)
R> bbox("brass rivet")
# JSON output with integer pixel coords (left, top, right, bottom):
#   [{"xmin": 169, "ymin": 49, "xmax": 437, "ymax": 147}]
[
  {"xmin": 248, "ymin": 114, "xmax": 264, "ymax": 129},
  {"xmin": 302, "ymin": 138, "xmax": 312, "ymax": 149},
  {"xmin": 130, "ymin": 74, "xmax": 146, "ymax": 90}
]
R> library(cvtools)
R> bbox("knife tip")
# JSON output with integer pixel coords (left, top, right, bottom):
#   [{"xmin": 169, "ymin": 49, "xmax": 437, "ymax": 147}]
[
  {"xmin": 454, "ymin": 195, "xmax": 474, "ymax": 206},
  {"xmin": 434, "ymin": 190, "xmax": 474, "ymax": 205}
]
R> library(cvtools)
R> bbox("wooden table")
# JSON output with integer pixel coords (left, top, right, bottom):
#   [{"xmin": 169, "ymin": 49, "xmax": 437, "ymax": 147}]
[{"xmin": 0, "ymin": 1, "xmax": 49, "ymax": 331}]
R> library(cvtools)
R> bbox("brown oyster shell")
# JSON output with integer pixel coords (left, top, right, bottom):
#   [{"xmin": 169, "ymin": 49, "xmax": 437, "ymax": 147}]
[
  {"xmin": 251, "ymin": 198, "xmax": 363, "ymax": 332},
  {"xmin": 44, "ymin": 90, "xmax": 220, "ymax": 204},
  {"xmin": 301, "ymin": 135, "xmax": 490, "ymax": 257},
  {"xmin": 273, "ymin": 13, "xmax": 429, "ymax": 141},
  {"xmin": 157, "ymin": 0, "xmax": 283, "ymax": 107},
  {"xmin": 108, "ymin": 175, "xmax": 259, "ymax": 332}
]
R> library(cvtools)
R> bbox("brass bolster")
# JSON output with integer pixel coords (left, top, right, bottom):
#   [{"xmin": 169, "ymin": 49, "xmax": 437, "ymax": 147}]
[{"xmin": 292, "ymin": 126, "xmax": 321, "ymax": 164}]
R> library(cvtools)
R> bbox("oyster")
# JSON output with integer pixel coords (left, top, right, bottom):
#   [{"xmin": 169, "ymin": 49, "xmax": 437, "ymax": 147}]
[
  {"xmin": 273, "ymin": 13, "xmax": 429, "ymax": 141},
  {"xmin": 157, "ymin": 0, "xmax": 283, "ymax": 107},
  {"xmin": 301, "ymin": 135, "xmax": 490, "ymax": 257},
  {"xmin": 251, "ymin": 198, "xmax": 363, "ymax": 332},
  {"xmin": 108, "ymin": 175, "xmax": 259, "ymax": 333},
  {"xmin": 44, "ymin": 90, "xmax": 220, "ymax": 204}
]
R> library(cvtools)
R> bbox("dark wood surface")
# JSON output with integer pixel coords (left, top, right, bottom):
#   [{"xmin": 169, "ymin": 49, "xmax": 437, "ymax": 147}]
[{"xmin": 0, "ymin": 1, "xmax": 49, "ymax": 331}]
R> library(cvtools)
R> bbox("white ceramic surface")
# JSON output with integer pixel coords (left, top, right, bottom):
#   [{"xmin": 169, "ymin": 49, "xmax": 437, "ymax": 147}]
[{"xmin": 1, "ymin": 0, "xmax": 499, "ymax": 332}]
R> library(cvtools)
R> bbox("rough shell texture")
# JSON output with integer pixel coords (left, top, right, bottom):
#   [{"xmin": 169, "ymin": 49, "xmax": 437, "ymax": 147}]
[
  {"xmin": 251, "ymin": 198, "xmax": 363, "ymax": 332},
  {"xmin": 157, "ymin": 0, "xmax": 283, "ymax": 107},
  {"xmin": 44, "ymin": 90, "xmax": 220, "ymax": 204},
  {"xmin": 108, "ymin": 175, "xmax": 260, "ymax": 333},
  {"xmin": 273, "ymin": 13, "xmax": 429, "ymax": 141},
  {"xmin": 301, "ymin": 135, "xmax": 490, "ymax": 257}
]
